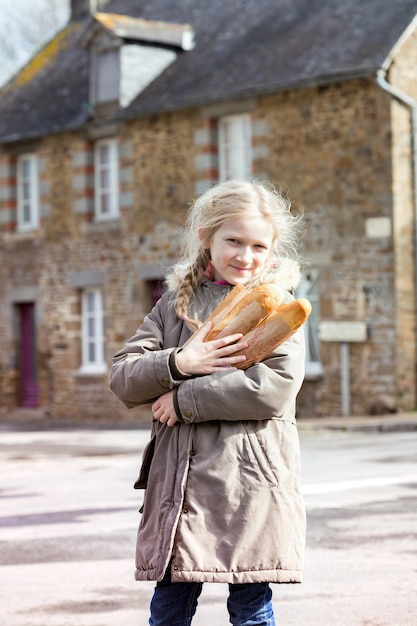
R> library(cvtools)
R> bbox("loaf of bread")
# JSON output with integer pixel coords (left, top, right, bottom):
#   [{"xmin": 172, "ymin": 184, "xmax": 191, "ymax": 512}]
[
  {"xmin": 234, "ymin": 297, "xmax": 312, "ymax": 368},
  {"xmin": 203, "ymin": 283, "xmax": 311, "ymax": 369},
  {"xmin": 205, "ymin": 282, "xmax": 284, "ymax": 341}
]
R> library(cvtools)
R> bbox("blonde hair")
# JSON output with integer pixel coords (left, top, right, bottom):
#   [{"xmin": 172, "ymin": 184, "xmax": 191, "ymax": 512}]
[{"xmin": 167, "ymin": 179, "xmax": 304, "ymax": 329}]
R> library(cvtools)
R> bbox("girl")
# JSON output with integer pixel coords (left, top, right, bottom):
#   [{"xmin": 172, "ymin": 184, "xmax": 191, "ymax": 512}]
[{"xmin": 110, "ymin": 179, "xmax": 307, "ymax": 626}]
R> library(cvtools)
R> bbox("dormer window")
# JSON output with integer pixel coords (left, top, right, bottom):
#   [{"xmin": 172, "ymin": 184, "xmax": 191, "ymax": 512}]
[
  {"xmin": 93, "ymin": 44, "xmax": 120, "ymax": 104},
  {"xmin": 82, "ymin": 13, "xmax": 194, "ymax": 110}
]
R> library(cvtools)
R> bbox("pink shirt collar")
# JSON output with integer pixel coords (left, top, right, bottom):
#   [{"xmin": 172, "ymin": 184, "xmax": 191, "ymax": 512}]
[{"xmin": 203, "ymin": 262, "xmax": 231, "ymax": 285}]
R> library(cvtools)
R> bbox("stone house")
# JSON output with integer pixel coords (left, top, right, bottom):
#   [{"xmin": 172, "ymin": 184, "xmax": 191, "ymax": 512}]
[{"xmin": 1, "ymin": 0, "xmax": 417, "ymax": 421}]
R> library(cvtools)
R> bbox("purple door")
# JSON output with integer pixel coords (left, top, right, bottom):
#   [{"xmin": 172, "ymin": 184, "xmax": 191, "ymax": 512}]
[{"xmin": 19, "ymin": 303, "xmax": 38, "ymax": 408}]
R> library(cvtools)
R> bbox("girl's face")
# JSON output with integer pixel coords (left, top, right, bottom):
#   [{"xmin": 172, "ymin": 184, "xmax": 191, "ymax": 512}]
[{"xmin": 205, "ymin": 214, "xmax": 274, "ymax": 285}]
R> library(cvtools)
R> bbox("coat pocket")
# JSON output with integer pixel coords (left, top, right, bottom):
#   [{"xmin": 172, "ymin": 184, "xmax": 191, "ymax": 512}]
[{"xmin": 134, "ymin": 434, "xmax": 156, "ymax": 489}]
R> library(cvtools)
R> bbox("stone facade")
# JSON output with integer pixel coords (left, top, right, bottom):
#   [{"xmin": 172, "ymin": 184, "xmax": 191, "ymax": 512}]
[{"xmin": 1, "ymin": 23, "xmax": 417, "ymax": 421}]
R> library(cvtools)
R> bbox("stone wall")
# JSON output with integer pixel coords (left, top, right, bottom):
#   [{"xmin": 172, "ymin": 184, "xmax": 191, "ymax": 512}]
[
  {"xmin": 256, "ymin": 79, "xmax": 401, "ymax": 416},
  {"xmin": 1, "ymin": 66, "xmax": 416, "ymax": 421}
]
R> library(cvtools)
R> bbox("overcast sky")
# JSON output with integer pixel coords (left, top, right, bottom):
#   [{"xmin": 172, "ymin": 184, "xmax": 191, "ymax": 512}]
[{"xmin": 0, "ymin": 0, "xmax": 70, "ymax": 86}]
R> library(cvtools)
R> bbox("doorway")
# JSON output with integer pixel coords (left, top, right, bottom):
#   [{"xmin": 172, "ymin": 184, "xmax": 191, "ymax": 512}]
[{"xmin": 17, "ymin": 302, "xmax": 38, "ymax": 407}]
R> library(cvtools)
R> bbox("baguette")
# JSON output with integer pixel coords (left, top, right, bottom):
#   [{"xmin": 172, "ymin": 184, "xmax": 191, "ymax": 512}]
[
  {"xmin": 235, "ymin": 298, "xmax": 312, "ymax": 368},
  {"xmin": 204, "ymin": 283, "xmax": 247, "ymax": 331},
  {"xmin": 205, "ymin": 283, "xmax": 285, "ymax": 341},
  {"xmin": 185, "ymin": 282, "xmax": 311, "ymax": 369}
]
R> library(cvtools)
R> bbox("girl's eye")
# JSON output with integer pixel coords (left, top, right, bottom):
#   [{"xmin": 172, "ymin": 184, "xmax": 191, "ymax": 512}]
[
  {"xmin": 255, "ymin": 244, "xmax": 268, "ymax": 250},
  {"xmin": 228, "ymin": 238, "xmax": 239, "ymax": 244}
]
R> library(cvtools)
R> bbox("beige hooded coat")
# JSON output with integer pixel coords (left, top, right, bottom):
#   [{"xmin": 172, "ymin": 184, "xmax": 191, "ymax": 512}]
[{"xmin": 110, "ymin": 269, "xmax": 306, "ymax": 585}]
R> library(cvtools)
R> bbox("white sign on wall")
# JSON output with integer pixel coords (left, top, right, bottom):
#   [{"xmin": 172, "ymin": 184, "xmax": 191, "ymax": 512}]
[{"xmin": 319, "ymin": 320, "xmax": 367, "ymax": 343}]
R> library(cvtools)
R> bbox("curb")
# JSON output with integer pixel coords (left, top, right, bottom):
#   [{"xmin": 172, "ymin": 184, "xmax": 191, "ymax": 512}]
[
  {"xmin": 298, "ymin": 412, "xmax": 417, "ymax": 433},
  {"xmin": 1, "ymin": 409, "xmax": 417, "ymax": 434}
]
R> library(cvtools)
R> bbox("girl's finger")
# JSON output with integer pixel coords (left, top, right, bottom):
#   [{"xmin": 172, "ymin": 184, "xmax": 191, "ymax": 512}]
[
  {"xmin": 216, "ymin": 353, "xmax": 247, "ymax": 365},
  {"xmin": 212, "ymin": 332, "xmax": 244, "ymax": 347},
  {"xmin": 196, "ymin": 321, "xmax": 213, "ymax": 340},
  {"xmin": 217, "ymin": 341, "xmax": 248, "ymax": 355},
  {"xmin": 228, "ymin": 354, "xmax": 247, "ymax": 364}
]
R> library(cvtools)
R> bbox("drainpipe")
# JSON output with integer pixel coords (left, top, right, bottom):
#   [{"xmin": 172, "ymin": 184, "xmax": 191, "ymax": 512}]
[{"xmin": 376, "ymin": 69, "xmax": 417, "ymax": 402}]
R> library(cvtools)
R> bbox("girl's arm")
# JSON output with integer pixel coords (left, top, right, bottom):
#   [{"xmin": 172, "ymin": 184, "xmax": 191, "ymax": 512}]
[
  {"xmin": 109, "ymin": 317, "xmax": 175, "ymax": 408},
  {"xmin": 172, "ymin": 327, "xmax": 306, "ymax": 424},
  {"xmin": 109, "ymin": 294, "xmax": 249, "ymax": 409}
]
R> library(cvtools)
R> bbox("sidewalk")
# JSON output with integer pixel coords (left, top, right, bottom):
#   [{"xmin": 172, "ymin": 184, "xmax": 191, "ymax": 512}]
[
  {"xmin": 1, "ymin": 407, "xmax": 417, "ymax": 432},
  {"xmin": 298, "ymin": 411, "xmax": 417, "ymax": 432}
]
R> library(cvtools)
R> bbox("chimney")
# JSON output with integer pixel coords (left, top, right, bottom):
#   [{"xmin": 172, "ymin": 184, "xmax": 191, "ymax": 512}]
[
  {"xmin": 70, "ymin": 0, "xmax": 111, "ymax": 21},
  {"xmin": 70, "ymin": 0, "xmax": 90, "ymax": 20}
]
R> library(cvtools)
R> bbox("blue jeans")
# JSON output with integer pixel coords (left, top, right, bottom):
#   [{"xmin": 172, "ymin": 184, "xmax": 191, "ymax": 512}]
[{"xmin": 149, "ymin": 567, "xmax": 276, "ymax": 625}]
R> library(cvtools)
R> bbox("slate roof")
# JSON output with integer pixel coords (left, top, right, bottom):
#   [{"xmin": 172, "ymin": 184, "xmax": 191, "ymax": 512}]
[{"xmin": 0, "ymin": 0, "xmax": 417, "ymax": 143}]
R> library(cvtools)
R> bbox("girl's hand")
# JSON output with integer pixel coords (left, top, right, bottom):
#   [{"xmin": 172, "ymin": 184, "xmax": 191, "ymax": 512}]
[
  {"xmin": 152, "ymin": 391, "xmax": 178, "ymax": 427},
  {"xmin": 175, "ymin": 321, "xmax": 247, "ymax": 375}
]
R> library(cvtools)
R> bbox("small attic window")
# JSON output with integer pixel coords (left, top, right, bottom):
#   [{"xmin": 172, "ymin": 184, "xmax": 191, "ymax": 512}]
[
  {"xmin": 82, "ymin": 13, "xmax": 195, "ymax": 110},
  {"xmin": 91, "ymin": 45, "xmax": 120, "ymax": 104}
]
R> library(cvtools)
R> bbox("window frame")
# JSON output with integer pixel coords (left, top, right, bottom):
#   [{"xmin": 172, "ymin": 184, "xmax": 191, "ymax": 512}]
[
  {"xmin": 295, "ymin": 271, "xmax": 323, "ymax": 377},
  {"xmin": 218, "ymin": 113, "xmax": 252, "ymax": 181},
  {"xmin": 94, "ymin": 138, "xmax": 120, "ymax": 221},
  {"xmin": 16, "ymin": 153, "xmax": 39, "ymax": 232},
  {"xmin": 79, "ymin": 288, "xmax": 107, "ymax": 374}
]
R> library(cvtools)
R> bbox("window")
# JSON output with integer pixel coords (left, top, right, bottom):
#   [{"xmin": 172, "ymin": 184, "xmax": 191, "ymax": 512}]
[
  {"xmin": 80, "ymin": 288, "xmax": 106, "ymax": 374},
  {"xmin": 296, "ymin": 271, "xmax": 322, "ymax": 377},
  {"xmin": 93, "ymin": 47, "xmax": 120, "ymax": 104},
  {"xmin": 218, "ymin": 114, "xmax": 252, "ymax": 181},
  {"xmin": 17, "ymin": 154, "xmax": 39, "ymax": 231},
  {"xmin": 94, "ymin": 138, "xmax": 119, "ymax": 220},
  {"xmin": 149, "ymin": 279, "xmax": 165, "ymax": 308}
]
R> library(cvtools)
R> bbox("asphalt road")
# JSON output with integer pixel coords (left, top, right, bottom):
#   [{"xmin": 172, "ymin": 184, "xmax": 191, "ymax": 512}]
[{"xmin": 1, "ymin": 420, "xmax": 416, "ymax": 625}]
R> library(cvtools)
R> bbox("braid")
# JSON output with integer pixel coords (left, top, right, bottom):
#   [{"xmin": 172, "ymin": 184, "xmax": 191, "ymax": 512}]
[
  {"xmin": 174, "ymin": 280, "xmax": 196, "ymax": 329},
  {"xmin": 173, "ymin": 250, "xmax": 210, "ymax": 331}
]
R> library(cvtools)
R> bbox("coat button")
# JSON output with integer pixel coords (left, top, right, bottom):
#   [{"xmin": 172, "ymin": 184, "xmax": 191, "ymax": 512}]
[
  {"xmin": 173, "ymin": 565, "xmax": 178, "ymax": 570},
  {"xmin": 162, "ymin": 377, "xmax": 169, "ymax": 385},
  {"xmin": 184, "ymin": 410, "xmax": 192, "ymax": 417},
  {"xmin": 182, "ymin": 507, "xmax": 188, "ymax": 514}
]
